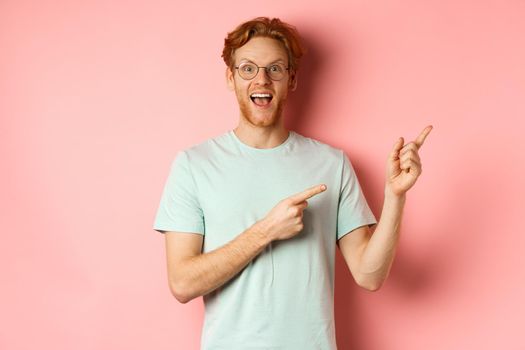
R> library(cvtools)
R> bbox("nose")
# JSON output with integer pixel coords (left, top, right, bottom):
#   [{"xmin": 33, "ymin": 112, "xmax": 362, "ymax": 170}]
[{"xmin": 253, "ymin": 67, "xmax": 271, "ymax": 85}]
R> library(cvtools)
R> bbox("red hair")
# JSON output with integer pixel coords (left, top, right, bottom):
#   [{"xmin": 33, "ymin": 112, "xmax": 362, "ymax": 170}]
[{"xmin": 222, "ymin": 17, "xmax": 306, "ymax": 85}]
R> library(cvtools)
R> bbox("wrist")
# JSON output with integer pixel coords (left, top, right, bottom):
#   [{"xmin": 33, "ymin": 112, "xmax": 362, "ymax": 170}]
[
  {"xmin": 384, "ymin": 186, "xmax": 406, "ymax": 202},
  {"xmin": 252, "ymin": 219, "xmax": 274, "ymax": 245}
]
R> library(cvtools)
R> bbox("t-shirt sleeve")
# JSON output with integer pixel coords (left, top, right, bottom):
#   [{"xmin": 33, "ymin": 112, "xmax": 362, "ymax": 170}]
[
  {"xmin": 153, "ymin": 150, "xmax": 205, "ymax": 235},
  {"xmin": 336, "ymin": 151, "xmax": 377, "ymax": 241}
]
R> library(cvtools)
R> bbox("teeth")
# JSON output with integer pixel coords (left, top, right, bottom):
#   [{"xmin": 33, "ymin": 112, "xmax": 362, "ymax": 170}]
[{"xmin": 251, "ymin": 93, "xmax": 272, "ymax": 98}]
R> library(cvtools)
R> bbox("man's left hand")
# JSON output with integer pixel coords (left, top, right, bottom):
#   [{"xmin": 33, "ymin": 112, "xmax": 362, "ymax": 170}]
[{"xmin": 385, "ymin": 125, "xmax": 433, "ymax": 197}]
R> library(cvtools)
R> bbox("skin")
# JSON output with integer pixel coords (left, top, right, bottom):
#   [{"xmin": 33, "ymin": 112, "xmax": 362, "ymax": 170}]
[
  {"xmin": 386, "ymin": 126, "xmax": 433, "ymax": 196},
  {"xmin": 164, "ymin": 35, "xmax": 433, "ymax": 303}
]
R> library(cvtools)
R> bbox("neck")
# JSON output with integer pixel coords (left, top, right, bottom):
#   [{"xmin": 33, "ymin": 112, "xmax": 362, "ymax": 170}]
[{"xmin": 233, "ymin": 123, "xmax": 290, "ymax": 149}]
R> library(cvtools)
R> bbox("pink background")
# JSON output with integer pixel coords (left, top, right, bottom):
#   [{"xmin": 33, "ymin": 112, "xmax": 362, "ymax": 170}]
[{"xmin": 1, "ymin": 0, "xmax": 524, "ymax": 349}]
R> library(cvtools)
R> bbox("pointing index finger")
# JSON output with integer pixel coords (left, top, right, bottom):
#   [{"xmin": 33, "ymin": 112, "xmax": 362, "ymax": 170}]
[
  {"xmin": 415, "ymin": 125, "xmax": 433, "ymax": 149},
  {"xmin": 289, "ymin": 184, "xmax": 327, "ymax": 204}
]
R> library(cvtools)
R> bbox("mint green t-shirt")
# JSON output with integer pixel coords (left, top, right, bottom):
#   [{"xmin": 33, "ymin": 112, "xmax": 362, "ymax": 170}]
[{"xmin": 153, "ymin": 129, "xmax": 377, "ymax": 350}]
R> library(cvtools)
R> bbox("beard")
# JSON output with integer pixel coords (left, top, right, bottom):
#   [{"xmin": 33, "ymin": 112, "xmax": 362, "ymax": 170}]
[{"xmin": 237, "ymin": 94, "xmax": 287, "ymax": 128}]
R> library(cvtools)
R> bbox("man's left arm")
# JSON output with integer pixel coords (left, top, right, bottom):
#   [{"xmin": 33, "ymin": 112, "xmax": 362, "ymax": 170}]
[{"xmin": 337, "ymin": 125, "xmax": 433, "ymax": 291}]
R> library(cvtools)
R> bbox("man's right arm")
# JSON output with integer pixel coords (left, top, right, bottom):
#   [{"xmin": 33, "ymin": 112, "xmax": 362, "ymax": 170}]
[
  {"xmin": 164, "ymin": 220, "xmax": 272, "ymax": 304},
  {"xmin": 162, "ymin": 183, "xmax": 327, "ymax": 304}
]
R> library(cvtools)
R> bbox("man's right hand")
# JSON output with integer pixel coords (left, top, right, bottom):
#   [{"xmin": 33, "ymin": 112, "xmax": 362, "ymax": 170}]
[{"xmin": 257, "ymin": 184, "xmax": 327, "ymax": 242}]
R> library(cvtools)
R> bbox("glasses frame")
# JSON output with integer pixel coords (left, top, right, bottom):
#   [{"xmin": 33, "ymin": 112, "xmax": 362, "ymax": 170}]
[{"xmin": 234, "ymin": 62, "xmax": 290, "ymax": 81}]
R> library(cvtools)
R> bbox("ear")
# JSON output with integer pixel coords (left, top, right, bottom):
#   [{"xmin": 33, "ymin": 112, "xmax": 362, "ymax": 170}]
[
  {"xmin": 289, "ymin": 72, "xmax": 298, "ymax": 92},
  {"xmin": 226, "ymin": 67, "xmax": 234, "ymax": 91}
]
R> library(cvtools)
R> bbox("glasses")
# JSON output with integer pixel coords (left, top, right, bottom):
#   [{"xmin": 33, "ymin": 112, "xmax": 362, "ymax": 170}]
[{"xmin": 234, "ymin": 62, "xmax": 289, "ymax": 81}]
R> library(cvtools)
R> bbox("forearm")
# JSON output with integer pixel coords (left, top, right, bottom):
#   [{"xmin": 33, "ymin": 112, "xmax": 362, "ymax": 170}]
[
  {"xmin": 358, "ymin": 187, "xmax": 406, "ymax": 289},
  {"xmin": 176, "ymin": 221, "xmax": 272, "ymax": 303}
]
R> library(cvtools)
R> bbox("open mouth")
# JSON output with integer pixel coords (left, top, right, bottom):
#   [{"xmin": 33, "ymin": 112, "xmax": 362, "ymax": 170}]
[{"xmin": 250, "ymin": 92, "xmax": 273, "ymax": 107}]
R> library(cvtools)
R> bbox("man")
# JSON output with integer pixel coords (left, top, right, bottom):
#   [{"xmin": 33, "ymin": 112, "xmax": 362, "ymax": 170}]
[{"xmin": 153, "ymin": 17, "xmax": 432, "ymax": 350}]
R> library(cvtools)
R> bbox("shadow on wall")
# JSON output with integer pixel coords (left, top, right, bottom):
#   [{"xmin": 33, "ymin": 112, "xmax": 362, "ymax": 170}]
[{"xmin": 284, "ymin": 29, "xmax": 328, "ymax": 132}]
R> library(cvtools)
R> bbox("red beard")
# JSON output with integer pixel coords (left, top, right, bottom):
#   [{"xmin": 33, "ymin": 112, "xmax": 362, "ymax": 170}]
[{"xmin": 237, "ymin": 94, "xmax": 287, "ymax": 127}]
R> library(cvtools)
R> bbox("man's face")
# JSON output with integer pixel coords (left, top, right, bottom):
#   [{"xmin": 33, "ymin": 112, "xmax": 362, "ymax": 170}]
[{"xmin": 226, "ymin": 36, "xmax": 297, "ymax": 128}]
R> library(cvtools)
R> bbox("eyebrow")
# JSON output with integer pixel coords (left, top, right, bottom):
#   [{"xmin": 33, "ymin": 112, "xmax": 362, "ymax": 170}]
[{"xmin": 239, "ymin": 58, "xmax": 286, "ymax": 64}]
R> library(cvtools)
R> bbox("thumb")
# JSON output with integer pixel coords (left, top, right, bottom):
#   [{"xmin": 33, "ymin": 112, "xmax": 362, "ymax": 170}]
[{"xmin": 390, "ymin": 137, "xmax": 404, "ymax": 160}]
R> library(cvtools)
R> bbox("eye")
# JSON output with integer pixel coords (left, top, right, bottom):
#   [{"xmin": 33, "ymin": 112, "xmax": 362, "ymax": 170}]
[
  {"xmin": 269, "ymin": 65, "xmax": 283, "ymax": 72},
  {"xmin": 241, "ymin": 64, "xmax": 255, "ymax": 73}
]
